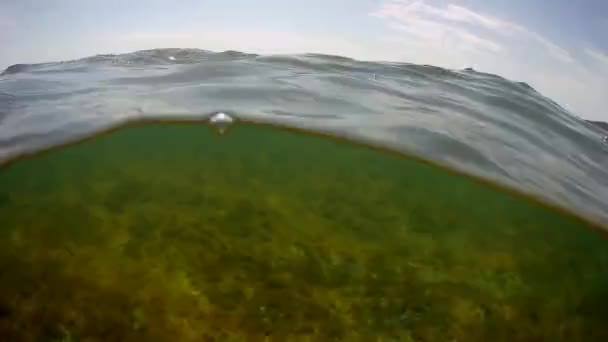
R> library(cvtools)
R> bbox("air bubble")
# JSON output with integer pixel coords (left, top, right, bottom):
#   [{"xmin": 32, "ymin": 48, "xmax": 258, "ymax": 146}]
[{"xmin": 208, "ymin": 112, "xmax": 234, "ymax": 134}]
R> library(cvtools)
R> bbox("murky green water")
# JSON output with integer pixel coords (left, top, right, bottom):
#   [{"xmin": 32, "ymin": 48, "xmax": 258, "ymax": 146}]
[{"xmin": 0, "ymin": 122, "xmax": 607, "ymax": 341}]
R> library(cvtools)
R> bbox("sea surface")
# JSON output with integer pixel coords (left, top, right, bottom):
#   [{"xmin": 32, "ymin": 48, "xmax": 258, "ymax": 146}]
[
  {"xmin": 1, "ymin": 49, "xmax": 608, "ymax": 341},
  {"xmin": 1, "ymin": 48, "xmax": 607, "ymax": 227}
]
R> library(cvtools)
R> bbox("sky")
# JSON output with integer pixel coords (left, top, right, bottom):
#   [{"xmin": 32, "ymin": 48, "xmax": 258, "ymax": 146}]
[{"xmin": 1, "ymin": 0, "xmax": 607, "ymax": 120}]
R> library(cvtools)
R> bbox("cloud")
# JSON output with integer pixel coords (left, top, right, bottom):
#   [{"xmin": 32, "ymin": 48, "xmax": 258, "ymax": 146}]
[
  {"xmin": 522, "ymin": 30, "xmax": 573, "ymax": 64},
  {"xmin": 371, "ymin": 0, "xmax": 607, "ymax": 120},
  {"xmin": 371, "ymin": 0, "xmax": 574, "ymax": 63},
  {"xmin": 372, "ymin": 1, "xmax": 504, "ymax": 54},
  {"xmin": 440, "ymin": 4, "xmax": 506, "ymax": 29},
  {"xmin": 586, "ymin": 48, "xmax": 608, "ymax": 71}
]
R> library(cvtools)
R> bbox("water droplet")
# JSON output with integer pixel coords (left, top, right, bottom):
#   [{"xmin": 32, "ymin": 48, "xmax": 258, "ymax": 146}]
[
  {"xmin": 168, "ymin": 56, "xmax": 175, "ymax": 61},
  {"xmin": 209, "ymin": 112, "xmax": 235, "ymax": 134},
  {"xmin": 603, "ymin": 135, "xmax": 608, "ymax": 144}
]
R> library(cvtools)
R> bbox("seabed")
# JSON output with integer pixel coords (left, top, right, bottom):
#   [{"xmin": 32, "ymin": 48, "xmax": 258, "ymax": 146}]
[{"xmin": 0, "ymin": 122, "xmax": 606, "ymax": 341}]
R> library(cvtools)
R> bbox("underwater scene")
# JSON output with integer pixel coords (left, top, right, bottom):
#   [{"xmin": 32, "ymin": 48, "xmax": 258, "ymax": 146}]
[{"xmin": 0, "ymin": 121, "xmax": 607, "ymax": 341}]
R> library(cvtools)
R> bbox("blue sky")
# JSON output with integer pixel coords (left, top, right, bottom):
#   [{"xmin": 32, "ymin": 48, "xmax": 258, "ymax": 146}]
[{"xmin": 1, "ymin": 0, "xmax": 607, "ymax": 120}]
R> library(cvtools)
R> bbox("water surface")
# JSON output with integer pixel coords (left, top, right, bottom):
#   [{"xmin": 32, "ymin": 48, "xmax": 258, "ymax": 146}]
[{"xmin": 1, "ymin": 48, "xmax": 607, "ymax": 227}]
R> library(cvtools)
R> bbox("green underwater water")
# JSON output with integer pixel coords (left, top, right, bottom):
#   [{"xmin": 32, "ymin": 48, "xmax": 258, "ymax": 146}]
[{"xmin": 0, "ymin": 122, "xmax": 607, "ymax": 341}]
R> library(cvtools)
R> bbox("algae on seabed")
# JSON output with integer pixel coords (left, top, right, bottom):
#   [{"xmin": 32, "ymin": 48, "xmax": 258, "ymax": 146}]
[{"xmin": 0, "ymin": 122, "xmax": 607, "ymax": 341}]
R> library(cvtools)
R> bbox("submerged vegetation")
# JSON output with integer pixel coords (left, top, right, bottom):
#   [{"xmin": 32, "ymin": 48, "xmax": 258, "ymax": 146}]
[{"xmin": 0, "ymin": 122, "xmax": 606, "ymax": 341}]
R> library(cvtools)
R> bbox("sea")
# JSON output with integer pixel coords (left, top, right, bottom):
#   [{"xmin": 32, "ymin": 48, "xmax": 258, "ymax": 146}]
[
  {"xmin": 1, "ymin": 48, "xmax": 607, "ymax": 227},
  {"xmin": 0, "ymin": 48, "xmax": 607, "ymax": 341}
]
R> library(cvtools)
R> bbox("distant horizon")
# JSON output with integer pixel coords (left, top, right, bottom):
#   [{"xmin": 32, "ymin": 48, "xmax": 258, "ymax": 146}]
[
  {"xmin": 2, "ymin": 0, "xmax": 607, "ymax": 120},
  {"xmin": 0, "ymin": 47, "xmax": 608, "ymax": 124},
  {"xmin": 1, "ymin": 46, "xmax": 461, "ymax": 67},
  {"xmin": 5, "ymin": 46, "xmax": 607, "ymax": 125}
]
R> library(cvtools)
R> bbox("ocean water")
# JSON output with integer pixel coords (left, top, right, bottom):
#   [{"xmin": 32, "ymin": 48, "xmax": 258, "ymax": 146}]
[
  {"xmin": 0, "ymin": 49, "xmax": 607, "ymax": 340},
  {"xmin": 1, "ymin": 48, "xmax": 608, "ymax": 227}
]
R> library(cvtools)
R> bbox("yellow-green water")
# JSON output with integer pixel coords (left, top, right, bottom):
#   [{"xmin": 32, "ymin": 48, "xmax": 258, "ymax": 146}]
[{"xmin": 0, "ymin": 122, "xmax": 607, "ymax": 341}]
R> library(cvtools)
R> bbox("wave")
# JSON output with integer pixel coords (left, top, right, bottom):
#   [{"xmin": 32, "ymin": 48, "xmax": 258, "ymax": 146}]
[{"xmin": 1, "ymin": 48, "xmax": 607, "ymax": 228}]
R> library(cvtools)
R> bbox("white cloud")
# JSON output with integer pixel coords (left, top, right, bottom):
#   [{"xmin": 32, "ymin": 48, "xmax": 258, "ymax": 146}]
[
  {"xmin": 372, "ymin": 1, "xmax": 503, "ymax": 53},
  {"xmin": 440, "ymin": 4, "xmax": 507, "ymax": 29},
  {"xmin": 586, "ymin": 48, "xmax": 608, "ymax": 71},
  {"xmin": 522, "ymin": 30, "xmax": 574, "ymax": 64},
  {"xmin": 371, "ymin": 0, "xmax": 607, "ymax": 120}
]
